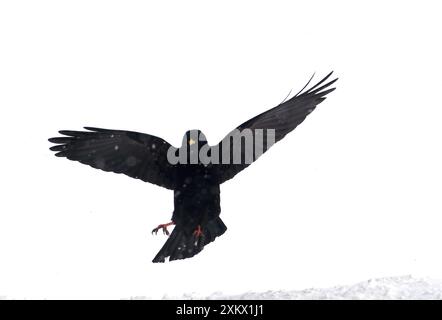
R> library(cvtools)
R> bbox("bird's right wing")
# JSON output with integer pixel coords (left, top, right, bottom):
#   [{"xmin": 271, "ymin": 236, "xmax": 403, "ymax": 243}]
[
  {"xmin": 49, "ymin": 127, "xmax": 177, "ymax": 189},
  {"xmin": 210, "ymin": 72, "xmax": 338, "ymax": 184}
]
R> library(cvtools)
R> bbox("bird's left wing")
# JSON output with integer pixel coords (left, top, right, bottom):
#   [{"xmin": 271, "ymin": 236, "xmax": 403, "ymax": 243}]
[
  {"xmin": 211, "ymin": 72, "xmax": 338, "ymax": 184},
  {"xmin": 49, "ymin": 127, "xmax": 177, "ymax": 189}
]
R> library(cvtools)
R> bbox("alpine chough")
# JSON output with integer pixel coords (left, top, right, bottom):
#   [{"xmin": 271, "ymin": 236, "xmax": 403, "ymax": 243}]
[{"xmin": 48, "ymin": 72, "xmax": 338, "ymax": 262}]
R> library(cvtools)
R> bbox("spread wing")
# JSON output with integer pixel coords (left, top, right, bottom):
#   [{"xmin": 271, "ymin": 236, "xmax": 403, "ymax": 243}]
[
  {"xmin": 48, "ymin": 127, "xmax": 177, "ymax": 189},
  {"xmin": 211, "ymin": 72, "xmax": 338, "ymax": 184}
]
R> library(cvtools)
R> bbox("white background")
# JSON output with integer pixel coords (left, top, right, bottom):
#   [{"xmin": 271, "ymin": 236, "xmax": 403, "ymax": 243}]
[{"xmin": 0, "ymin": 1, "xmax": 441, "ymax": 299}]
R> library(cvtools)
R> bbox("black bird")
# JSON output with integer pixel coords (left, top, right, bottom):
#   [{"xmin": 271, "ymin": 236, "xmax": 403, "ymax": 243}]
[{"xmin": 48, "ymin": 72, "xmax": 337, "ymax": 262}]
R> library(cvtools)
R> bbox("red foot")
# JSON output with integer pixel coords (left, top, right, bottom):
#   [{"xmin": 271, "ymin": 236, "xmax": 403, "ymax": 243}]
[
  {"xmin": 193, "ymin": 225, "xmax": 203, "ymax": 238},
  {"xmin": 152, "ymin": 221, "xmax": 175, "ymax": 236}
]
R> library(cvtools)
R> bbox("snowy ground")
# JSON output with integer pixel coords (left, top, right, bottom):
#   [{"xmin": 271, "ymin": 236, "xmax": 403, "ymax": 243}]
[{"xmin": 157, "ymin": 276, "xmax": 442, "ymax": 300}]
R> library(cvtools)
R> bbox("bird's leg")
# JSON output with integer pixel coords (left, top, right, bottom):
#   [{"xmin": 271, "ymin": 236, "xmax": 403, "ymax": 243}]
[
  {"xmin": 193, "ymin": 225, "xmax": 203, "ymax": 238},
  {"xmin": 152, "ymin": 221, "xmax": 175, "ymax": 236}
]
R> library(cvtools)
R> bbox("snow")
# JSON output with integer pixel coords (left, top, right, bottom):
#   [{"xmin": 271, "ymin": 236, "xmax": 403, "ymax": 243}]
[{"xmin": 161, "ymin": 276, "xmax": 442, "ymax": 300}]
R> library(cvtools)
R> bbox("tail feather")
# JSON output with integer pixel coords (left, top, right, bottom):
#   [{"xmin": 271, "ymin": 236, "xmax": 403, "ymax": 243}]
[{"xmin": 152, "ymin": 217, "xmax": 227, "ymax": 263}]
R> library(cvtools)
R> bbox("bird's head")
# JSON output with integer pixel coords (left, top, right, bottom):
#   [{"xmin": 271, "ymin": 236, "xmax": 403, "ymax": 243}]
[
  {"xmin": 182, "ymin": 129, "xmax": 208, "ymax": 147},
  {"xmin": 180, "ymin": 129, "xmax": 208, "ymax": 164}
]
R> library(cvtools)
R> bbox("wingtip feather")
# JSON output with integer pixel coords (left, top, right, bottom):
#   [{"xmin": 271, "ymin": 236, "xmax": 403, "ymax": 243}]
[
  {"xmin": 83, "ymin": 126, "xmax": 98, "ymax": 131},
  {"xmin": 54, "ymin": 151, "xmax": 67, "ymax": 157},
  {"xmin": 49, "ymin": 145, "xmax": 67, "ymax": 151}
]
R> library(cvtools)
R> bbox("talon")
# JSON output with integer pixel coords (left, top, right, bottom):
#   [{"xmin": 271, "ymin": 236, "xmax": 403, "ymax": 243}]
[
  {"xmin": 193, "ymin": 225, "xmax": 203, "ymax": 238},
  {"xmin": 152, "ymin": 221, "xmax": 174, "ymax": 236}
]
